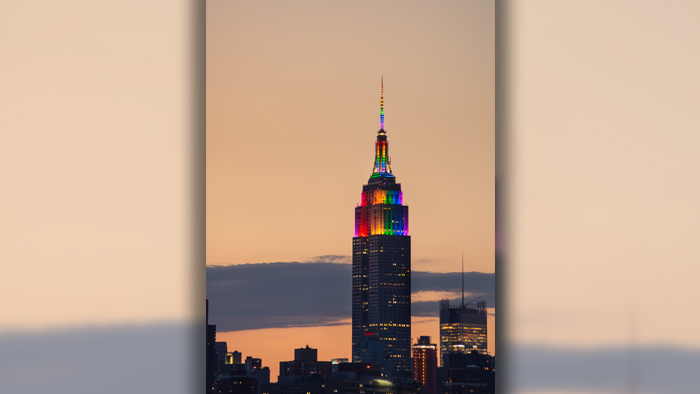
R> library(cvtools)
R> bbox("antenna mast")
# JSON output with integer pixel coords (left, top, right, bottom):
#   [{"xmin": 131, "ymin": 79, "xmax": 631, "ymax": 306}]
[
  {"xmin": 461, "ymin": 251, "xmax": 465, "ymax": 307},
  {"xmin": 380, "ymin": 76, "xmax": 384, "ymax": 130}
]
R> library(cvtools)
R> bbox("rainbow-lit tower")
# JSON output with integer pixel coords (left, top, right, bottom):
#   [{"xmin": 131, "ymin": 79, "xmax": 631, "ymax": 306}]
[{"xmin": 352, "ymin": 79, "xmax": 411, "ymax": 378}]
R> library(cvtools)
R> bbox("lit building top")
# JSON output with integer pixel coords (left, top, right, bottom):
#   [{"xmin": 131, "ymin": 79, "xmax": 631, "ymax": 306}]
[{"xmin": 355, "ymin": 79, "xmax": 409, "ymax": 237}]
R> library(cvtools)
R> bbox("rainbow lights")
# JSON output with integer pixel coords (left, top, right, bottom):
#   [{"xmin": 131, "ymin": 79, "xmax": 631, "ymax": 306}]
[
  {"xmin": 374, "ymin": 139, "xmax": 390, "ymax": 174},
  {"xmin": 375, "ymin": 140, "xmax": 381, "ymax": 173},
  {"xmin": 373, "ymin": 79, "xmax": 391, "ymax": 175},
  {"xmin": 360, "ymin": 189, "xmax": 403, "ymax": 206},
  {"xmin": 382, "ymin": 141, "xmax": 386, "ymax": 172},
  {"xmin": 355, "ymin": 204, "xmax": 409, "ymax": 237},
  {"xmin": 355, "ymin": 78, "xmax": 408, "ymax": 237},
  {"xmin": 380, "ymin": 77, "xmax": 384, "ymax": 130},
  {"xmin": 355, "ymin": 190, "xmax": 408, "ymax": 237}
]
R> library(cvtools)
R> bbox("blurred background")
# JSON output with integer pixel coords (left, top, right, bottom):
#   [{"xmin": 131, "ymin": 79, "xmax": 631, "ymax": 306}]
[
  {"xmin": 0, "ymin": 1, "xmax": 203, "ymax": 393},
  {"xmin": 2, "ymin": 1, "xmax": 700, "ymax": 393},
  {"xmin": 502, "ymin": 1, "xmax": 700, "ymax": 393}
]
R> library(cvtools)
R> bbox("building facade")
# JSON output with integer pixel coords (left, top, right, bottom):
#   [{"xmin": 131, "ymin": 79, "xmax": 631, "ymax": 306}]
[
  {"xmin": 217, "ymin": 377, "xmax": 259, "ymax": 394},
  {"xmin": 438, "ymin": 300, "xmax": 488, "ymax": 367},
  {"xmin": 216, "ymin": 342, "xmax": 229, "ymax": 379},
  {"xmin": 412, "ymin": 336, "xmax": 438, "ymax": 394},
  {"xmin": 279, "ymin": 346, "xmax": 333, "ymax": 379},
  {"xmin": 263, "ymin": 375, "xmax": 422, "ymax": 394},
  {"xmin": 228, "ymin": 351, "xmax": 242, "ymax": 365},
  {"xmin": 437, "ymin": 351, "xmax": 494, "ymax": 394},
  {"xmin": 352, "ymin": 80, "xmax": 412, "ymax": 377}
]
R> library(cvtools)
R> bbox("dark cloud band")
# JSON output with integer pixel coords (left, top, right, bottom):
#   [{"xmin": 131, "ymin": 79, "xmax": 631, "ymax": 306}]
[{"xmin": 206, "ymin": 259, "xmax": 494, "ymax": 332}]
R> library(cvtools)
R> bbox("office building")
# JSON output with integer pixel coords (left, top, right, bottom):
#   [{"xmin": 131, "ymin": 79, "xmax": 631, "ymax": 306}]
[
  {"xmin": 216, "ymin": 376, "xmax": 259, "ymax": 394},
  {"xmin": 437, "ymin": 351, "xmax": 494, "ymax": 394},
  {"xmin": 331, "ymin": 358, "xmax": 349, "ymax": 374},
  {"xmin": 412, "ymin": 336, "xmax": 437, "ymax": 394},
  {"xmin": 246, "ymin": 357, "xmax": 263, "ymax": 373},
  {"xmin": 337, "ymin": 362, "xmax": 382, "ymax": 377},
  {"xmin": 227, "ymin": 351, "xmax": 242, "ymax": 365},
  {"xmin": 439, "ymin": 299, "xmax": 487, "ymax": 367},
  {"xmin": 279, "ymin": 345, "xmax": 333, "ymax": 379},
  {"xmin": 216, "ymin": 342, "xmax": 228, "ymax": 378}
]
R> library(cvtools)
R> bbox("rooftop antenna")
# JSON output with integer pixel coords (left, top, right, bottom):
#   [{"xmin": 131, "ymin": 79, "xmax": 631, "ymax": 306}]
[
  {"xmin": 380, "ymin": 76, "xmax": 384, "ymax": 130},
  {"xmin": 461, "ymin": 251, "xmax": 465, "ymax": 308}
]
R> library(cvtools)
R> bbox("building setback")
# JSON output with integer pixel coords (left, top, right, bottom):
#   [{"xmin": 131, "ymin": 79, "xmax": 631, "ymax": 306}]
[{"xmin": 352, "ymin": 80, "xmax": 411, "ymax": 377}]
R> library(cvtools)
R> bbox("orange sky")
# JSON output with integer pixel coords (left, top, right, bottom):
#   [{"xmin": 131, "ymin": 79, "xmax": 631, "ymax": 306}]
[
  {"xmin": 218, "ymin": 311, "xmax": 495, "ymax": 380},
  {"xmin": 206, "ymin": 0, "xmax": 494, "ymax": 274}
]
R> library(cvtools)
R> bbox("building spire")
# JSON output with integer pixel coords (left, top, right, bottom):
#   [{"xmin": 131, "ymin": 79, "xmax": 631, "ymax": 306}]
[
  {"xmin": 372, "ymin": 78, "xmax": 392, "ymax": 177},
  {"xmin": 380, "ymin": 76, "xmax": 384, "ymax": 130}
]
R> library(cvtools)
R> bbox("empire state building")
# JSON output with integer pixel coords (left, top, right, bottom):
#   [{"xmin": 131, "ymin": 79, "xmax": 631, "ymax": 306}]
[{"xmin": 352, "ymin": 80, "xmax": 411, "ymax": 377}]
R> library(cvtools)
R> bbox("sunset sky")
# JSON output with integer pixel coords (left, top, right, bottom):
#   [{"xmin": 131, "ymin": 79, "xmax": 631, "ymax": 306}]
[{"xmin": 206, "ymin": 0, "xmax": 495, "ymax": 379}]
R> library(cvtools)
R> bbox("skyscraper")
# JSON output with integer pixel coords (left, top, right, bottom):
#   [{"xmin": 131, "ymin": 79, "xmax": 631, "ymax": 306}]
[
  {"xmin": 352, "ymin": 80, "xmax": 411, "ymax": 377},
  {"xmin": 412, "ymin": 336, "xmax": 438, "ymax": 394},
  {"xmin": 439, "ymin": 299, "xmax": 488, "ymax": 367}
]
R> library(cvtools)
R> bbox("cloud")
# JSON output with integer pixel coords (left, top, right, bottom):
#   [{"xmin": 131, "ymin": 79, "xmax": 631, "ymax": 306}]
[
  {"xmin": 302, "ymin": 255, "xmax": 351, "ymax": 264},
  {"xmin": 207, "ymin": 262, "xmax": 352, "ymax": 331},
  {"xmin": 412, "ymin": 258, "xmax": 443, "ymax": 264},
  {"xmin": 206, "ymin": 260, "xmax": 494, "ymax": 331},
  {"xmin": 510, "ymin": 344, "xmax": 700, "ymax": 394},
  {"xmin": 412, "ymin": 271, "xmax": 495, "ymax": 303}
]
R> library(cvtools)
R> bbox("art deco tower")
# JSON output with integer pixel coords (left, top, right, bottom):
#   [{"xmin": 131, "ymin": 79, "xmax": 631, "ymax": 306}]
[{"xmin": 352, "ymin": 79, "xmax": 411, "ymax": 377}]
